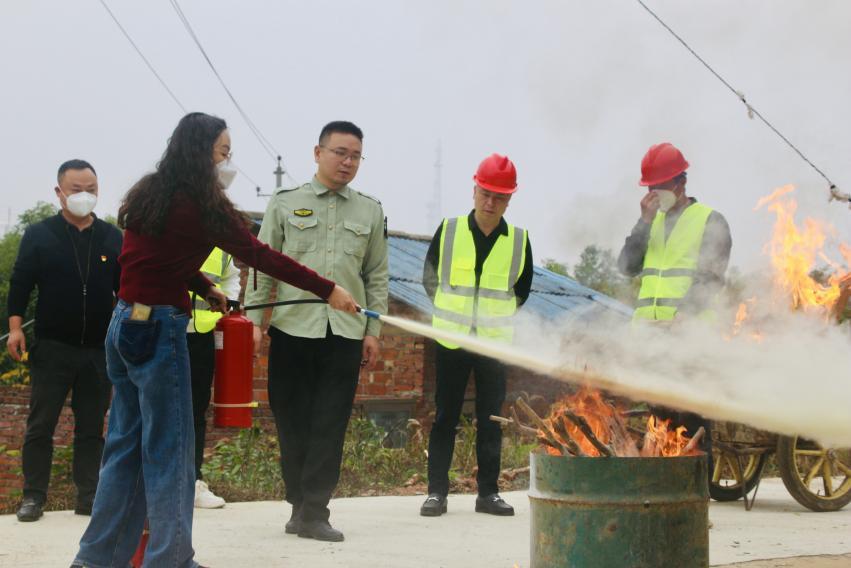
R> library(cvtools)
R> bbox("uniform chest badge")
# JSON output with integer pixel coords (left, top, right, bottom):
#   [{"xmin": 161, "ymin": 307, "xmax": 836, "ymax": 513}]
[{"xmin": 294, "ymin": 209, "xmax": 313, "ymax": 217}]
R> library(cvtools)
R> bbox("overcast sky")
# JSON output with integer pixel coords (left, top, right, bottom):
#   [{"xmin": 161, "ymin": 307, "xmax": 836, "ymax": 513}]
[{"xmin": 2, "ymin": 0, "xmax": 850, "ymax": 273}]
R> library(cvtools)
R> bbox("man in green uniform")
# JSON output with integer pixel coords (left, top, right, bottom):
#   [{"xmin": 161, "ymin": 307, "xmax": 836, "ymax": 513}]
[{"xmin": 246, "ymin": 121, "xmax": 388, "ymax": 542}]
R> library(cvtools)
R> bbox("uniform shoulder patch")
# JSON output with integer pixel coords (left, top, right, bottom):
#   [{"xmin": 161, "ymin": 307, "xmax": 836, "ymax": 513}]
[
  {"xmin": 275, "ymin": 183, "xmax": 306, "ymax": 195},
  {"xmin": 293, "ymin": 208, "xmax": 313, "ymax": 217},
  {"xmin": 354, "ymin": 190, "xmax": 382, "ymax": 206}
]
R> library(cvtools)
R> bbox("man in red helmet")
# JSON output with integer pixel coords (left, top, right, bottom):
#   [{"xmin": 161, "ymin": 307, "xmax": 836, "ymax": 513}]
[
  {"xmin": 617, "ymin": 142, "xmax": 731, "ymax": 454},
  {"xmin": 617, "ymin": 142, "xmax": 731, "ymax": 322},
  {"xmin": 420, "ymin": 154, "xmax": 533, "ymax": 518}
]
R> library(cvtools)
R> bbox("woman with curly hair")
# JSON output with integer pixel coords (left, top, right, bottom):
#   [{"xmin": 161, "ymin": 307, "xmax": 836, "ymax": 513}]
[{"xmin": 72, "ymin": 112, "xmax": 357, "ymax": 568}]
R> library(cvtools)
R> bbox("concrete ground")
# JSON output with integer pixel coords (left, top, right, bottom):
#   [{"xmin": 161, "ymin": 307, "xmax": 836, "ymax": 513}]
[{"xmin": 0, "ymin": 479, "xmax": 849, "ymax": 567}]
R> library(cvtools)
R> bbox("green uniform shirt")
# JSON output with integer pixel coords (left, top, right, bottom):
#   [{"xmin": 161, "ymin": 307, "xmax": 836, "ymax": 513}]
[{"xmin": 245, "ymin": 177, "xmax": 389, "ymax": 339}]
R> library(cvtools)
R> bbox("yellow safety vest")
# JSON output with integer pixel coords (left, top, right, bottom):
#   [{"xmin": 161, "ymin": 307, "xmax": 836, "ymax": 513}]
[
  {"xmin": 633, "ymin": 203, "xmax": 714, "ymax": 321},
  {"xmin": 432, "ymin": 216, "xmax": 527, "ymax": 349},
  {"xmin": 189, "ymin": 248, "xmax": 232, "ymax": 333}
]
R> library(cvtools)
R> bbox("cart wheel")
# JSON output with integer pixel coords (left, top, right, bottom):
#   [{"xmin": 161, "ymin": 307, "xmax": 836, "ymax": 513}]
[
  {"xmin": 776, "ymin": 436, "xmax": 851, "ymax": 512},
  {"xmin": 709, "ymin": 447, "xmax": 767, "ymax": 502}
]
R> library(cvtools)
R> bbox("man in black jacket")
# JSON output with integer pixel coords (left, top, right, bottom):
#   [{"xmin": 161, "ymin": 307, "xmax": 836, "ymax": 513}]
[{"xmin": 6, "ymin": 159, "xmax": 122, "ymax": 522}]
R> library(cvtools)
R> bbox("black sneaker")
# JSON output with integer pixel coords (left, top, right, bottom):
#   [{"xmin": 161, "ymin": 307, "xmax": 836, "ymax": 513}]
[
  {"xmin": 298, "ymin": 519, "xmax": 344, "ymax": 542},
  {"xmin": 475, "ymin": 494, "xmax": 514, "ymax": 516},
  {"xmin": 419, "ymin": 493, "xmax": 447, "ymax": 517},
  {"xmin": 284, "ymin": 504, "xmax": 302, "ymax": 535},
  {"xmin": 16, "ymin": 497, "xmax": 44, "ymax": 522}
]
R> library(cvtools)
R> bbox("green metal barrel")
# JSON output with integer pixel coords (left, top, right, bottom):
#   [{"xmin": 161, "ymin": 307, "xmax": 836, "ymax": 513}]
[{"xmin": 529, "ymin": 452, "xmax": 709, "ymax": 568}]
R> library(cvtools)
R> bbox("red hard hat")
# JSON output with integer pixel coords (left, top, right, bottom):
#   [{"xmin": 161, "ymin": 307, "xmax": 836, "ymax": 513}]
[
  {"xmin": 639, "ymin": 143, "xmax": 689, "ymax": 186},
  {"xmin": 473, "ymin": 154, "xmax": 518, "ymax": 194}
]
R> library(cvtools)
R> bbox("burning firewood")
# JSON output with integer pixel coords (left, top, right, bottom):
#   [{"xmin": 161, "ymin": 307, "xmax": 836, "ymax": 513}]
[
  {"xmin": 516, "ymin": 398, "xmax": 580, "ymax": 456},
  {"xmin": 561, "ymin": 410, "xmax": 613, "ymax": 457},
  {"xmin": 534, "ymin": 387, "xmax": 700, "ymax": 458},
  {"xmin": 681, "ymin": 426, "xmax": 705, "ymax": 454},
  {"xmin": 548, "ymin": 414, "xmax": 586, "ymax": 457},
  {"xmin": 488, "ymin": 414, "xmax": 538, "ymax": 436}
]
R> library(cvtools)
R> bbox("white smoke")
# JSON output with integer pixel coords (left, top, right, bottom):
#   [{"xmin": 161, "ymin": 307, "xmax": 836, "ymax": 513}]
[{"xmin": 511, "ymin": 305, "xmax": 851, "ymax": 448}]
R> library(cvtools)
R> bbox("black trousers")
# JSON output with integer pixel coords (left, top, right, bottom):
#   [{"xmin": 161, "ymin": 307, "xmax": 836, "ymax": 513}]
[
  {"xmin": 22, "ymin": 339, "xmax": 111, "ymax": 505},
  {"xmin": 267, "ymin": 326, "xmax": 362, "ymax": 523},
  {"xmin": 427, "ymin": 343, "xmax": 506, "ymax": 497},
  {"xmin": 187, "ymin": 331, "xmax": 216, "ymax": 481}
]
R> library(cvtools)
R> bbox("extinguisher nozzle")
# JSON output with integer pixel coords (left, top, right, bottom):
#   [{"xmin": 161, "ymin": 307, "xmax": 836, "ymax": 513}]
[{"xmin": 357, "ymin": 306, "xmax": 382, "ymax": 320}]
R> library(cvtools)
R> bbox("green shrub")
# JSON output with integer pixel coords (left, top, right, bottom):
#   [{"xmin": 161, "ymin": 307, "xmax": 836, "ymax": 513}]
[{"xmin": 201, "ymin": 425, "xmax": 284, "ymax": 502}]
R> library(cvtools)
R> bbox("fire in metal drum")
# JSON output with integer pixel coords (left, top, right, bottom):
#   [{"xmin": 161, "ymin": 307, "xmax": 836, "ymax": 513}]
[{"xmin": 529, "ymin": 452, "xmax": 709, "ymax": 568}]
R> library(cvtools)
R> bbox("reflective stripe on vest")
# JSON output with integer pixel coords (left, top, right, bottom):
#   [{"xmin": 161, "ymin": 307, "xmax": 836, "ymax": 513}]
[
  {"xmin": 432, "ymin": 216, "xmax": 527, "ymax": 348},
  {"xmin": 189, "ymin": 248, "xmax": 231, "ymax": 333},
  {"xmin": 633, "ymin": 203, "xmax": 713, "ymax": 322}
]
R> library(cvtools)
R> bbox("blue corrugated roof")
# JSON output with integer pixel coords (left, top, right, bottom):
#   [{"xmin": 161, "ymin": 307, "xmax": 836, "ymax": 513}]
[{"xmin": 388, "ymin": 233, "xmax": 632, "ymax": 322}]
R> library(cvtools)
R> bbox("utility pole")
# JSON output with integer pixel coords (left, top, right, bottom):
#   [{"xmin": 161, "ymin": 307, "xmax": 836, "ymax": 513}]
[
  {"xmin": 273, "ymin": 155, "xmax": 285, "ymax": 189},
  {"xmin": 257, "ymin": 155, "xmax": 285, "ymax": 198}
]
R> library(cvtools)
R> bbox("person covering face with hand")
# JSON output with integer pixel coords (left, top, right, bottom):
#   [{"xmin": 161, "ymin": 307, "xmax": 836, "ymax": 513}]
[
  {"xmin": 618, "ymin": 142, "xmax": 732, "ymax": 322},
  {"xmin": 617, "ymin": 142, "xmax": 732, "ymax": 461}
]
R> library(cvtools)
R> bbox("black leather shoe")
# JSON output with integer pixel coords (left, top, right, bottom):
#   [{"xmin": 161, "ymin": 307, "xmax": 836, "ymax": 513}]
[
  {"xmin": 298, "ymin": 520, "xmax": 344, "ymax": 542},
  {"xmin": 419, "ymin": 493, "xmax": 447, "ymax": 517},
  {"xmin": 284, "ymin": 505, "xmax": 302, "ymax": 534},
  {"xmin": 475, "ymin": 494, "xmax": 515, "ymax": 516},
  {"xmin": 74, "ymin": 502, "xmax": 93, "ymax": 516},
  {"xmin": 16, "ymin": 497, "xmax": 44, "ymax": 522}
]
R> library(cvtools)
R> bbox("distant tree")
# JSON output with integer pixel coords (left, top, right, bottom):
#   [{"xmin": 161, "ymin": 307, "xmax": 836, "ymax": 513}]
[
  {"xmin": 0, "ymin": 203, "xmax": 59, "ymax": 379},
  {"xmin": 102, "ymin": 214, "xmax": 120, "ymax": 229},
  {"xmin": 542, "ymin": 258, "xmax": 569, "ymax": 277},
  {"xmin": 572, "ymin": 245, "xmax": 629, "ymax": 298},
  {"xmin": 14, "ymin": 201, "xmax": 57, "ymax": 233}
]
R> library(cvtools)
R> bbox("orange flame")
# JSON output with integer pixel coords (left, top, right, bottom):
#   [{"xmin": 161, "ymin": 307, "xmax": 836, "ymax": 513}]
[
  {"xmin": 542, "ymin": 387, "xmax": 695, "ymax": 457},
  {"xmin": 755, "ymin": 185, "xmax": 847, "ymax": 312},
  {"xmin": 643, "ymin": 416, "xmax": 695, "ymax": 457},
  {"xmin": 545, "ymin": 387, "xmax": 620, "ymax": 456}
]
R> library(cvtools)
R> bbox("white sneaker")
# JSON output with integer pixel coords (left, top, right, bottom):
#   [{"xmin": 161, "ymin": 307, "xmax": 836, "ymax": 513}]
[{"xmin": 194, "ymin": 480, "xmax": 226, "ymax": 509}]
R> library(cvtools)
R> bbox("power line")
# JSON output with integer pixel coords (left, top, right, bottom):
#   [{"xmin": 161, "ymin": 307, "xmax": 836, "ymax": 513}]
[
  {"xmin": 168, "ymin": 0, "xmax": 281, "ymax": 162},
  {"xmin": 97, "ymin": 0, "xmax": 186, "ymax": 113},
  {"xmin": 97, "ymin": 0, "xmax": 264, "ymax": 193},
  {"xmin": 634, "ymin": 0, "xmax": 847, "ymax": 205}
]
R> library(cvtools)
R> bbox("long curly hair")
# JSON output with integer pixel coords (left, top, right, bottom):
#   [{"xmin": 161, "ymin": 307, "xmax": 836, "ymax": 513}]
[{"xmin": 118, "ymin": 112, "xmax": 248, "ymax": 236}]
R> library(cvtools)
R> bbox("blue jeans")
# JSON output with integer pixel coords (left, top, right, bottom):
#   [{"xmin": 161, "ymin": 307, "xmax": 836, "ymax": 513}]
[{"xmin": 74, "ymin": 301, "xmax": 198, "ymax": 568}]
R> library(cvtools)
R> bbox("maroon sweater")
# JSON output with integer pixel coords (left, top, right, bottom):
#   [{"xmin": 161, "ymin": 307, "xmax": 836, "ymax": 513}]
[{"xmin": 118, "ymin": 195, "xmax": 335, "ymax": 313}]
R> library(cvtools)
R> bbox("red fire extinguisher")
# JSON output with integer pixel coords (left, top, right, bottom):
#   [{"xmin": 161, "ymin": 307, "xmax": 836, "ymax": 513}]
[{"xmin": 213, "ymin": 309, "xmax": 256, "ymax": 428}]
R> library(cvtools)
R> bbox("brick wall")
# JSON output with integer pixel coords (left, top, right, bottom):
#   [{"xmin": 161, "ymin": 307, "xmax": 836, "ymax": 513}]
[{"xmin": 0, "ymin": 385, "xmax": 99, "ymax": 498}]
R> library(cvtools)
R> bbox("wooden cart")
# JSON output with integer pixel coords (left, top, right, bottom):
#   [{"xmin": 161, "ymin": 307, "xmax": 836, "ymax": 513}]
[{"xmin": 710, "ymin": 421, "xmax": 851, "ymax": 511}]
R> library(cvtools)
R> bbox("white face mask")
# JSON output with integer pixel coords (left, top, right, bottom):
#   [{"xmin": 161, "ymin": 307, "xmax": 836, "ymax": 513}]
[
  {"xmin": 652, "ymin": 189, "xmax": 677, "ymax": 213},
  {"xmin": 217, "ymin": 160, "xmax": 238, "ymax": 189},
  {"xmin": 63, "ymin": 191, "xmax": 97, "ymax": 217}
]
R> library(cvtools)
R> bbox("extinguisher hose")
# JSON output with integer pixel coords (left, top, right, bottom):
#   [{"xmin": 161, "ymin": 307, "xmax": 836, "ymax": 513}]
[
  {"xmin": 228, "ymin": 298, "xmax": 327, "ymax": 311},
  {"xmin": 227, "ymin": 299, "xmax": 384, "ymax": 321}
]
